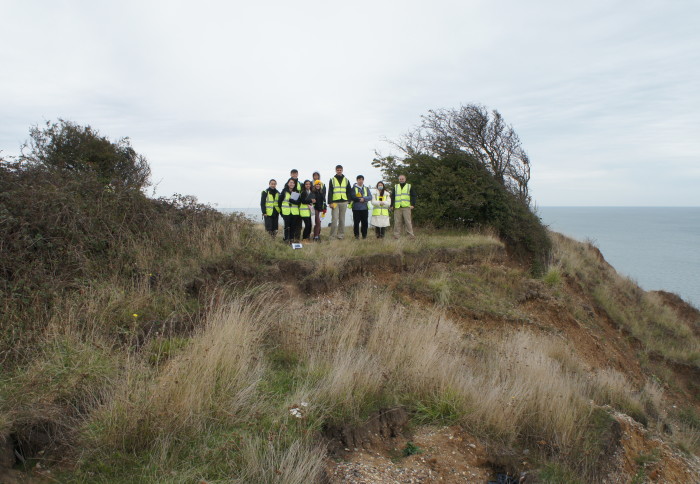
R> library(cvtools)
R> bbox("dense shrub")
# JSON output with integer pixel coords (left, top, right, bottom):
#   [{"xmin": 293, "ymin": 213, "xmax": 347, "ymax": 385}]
[
  {"xmin": 380, "ymin": 152, "xmax": 550, "ymax": 274},
  {"xmin": 21, "ymin": 119, "xmax": 150, "ymax": 190},
  {"xmin": 0, "ymin": 126, "xmax": 244, "ymax": 358}
]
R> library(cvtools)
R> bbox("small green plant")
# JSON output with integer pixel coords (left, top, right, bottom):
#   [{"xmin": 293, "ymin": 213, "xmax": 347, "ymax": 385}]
[
  {"xmin": 674, "ymin": 406, "xmax": 700, "ymax": 430},
  {"xmin": 538, "ymin": 462, "xmax": 583, "ymax": 484},
  {"xmin": 402, "ymin": 441, "xmax": 422, "ymax": 457},
  {"xmin": 631, "ymin": 450, "xmax": 660, "ymax": 484},
  {"xmin": 634, "ymin": 448, "xmax": 660, "ymax": 466},
  {"xmin": 146, "ymin": 337, "xmax": 189, "ymax": 366},
  {"xmin": 412, "ymin": 391, "xmax": 462, "ymax": 425},
  {"xmin": 542, "ymin": 267, "xmax": 562, "ymax": 287}
]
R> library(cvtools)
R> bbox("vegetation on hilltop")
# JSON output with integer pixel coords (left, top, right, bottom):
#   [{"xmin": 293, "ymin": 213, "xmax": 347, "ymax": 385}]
[
  {"xmin": 0, "ymin": 121, "xmax": 250, "ymax": 359},
  {"xmin": 372, "ymin": 104, "xmax": 550, "ymax": 274}
]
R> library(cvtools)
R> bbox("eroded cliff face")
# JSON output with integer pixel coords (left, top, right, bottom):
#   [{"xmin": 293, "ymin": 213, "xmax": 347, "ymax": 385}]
[
  {"xmin": 2, "ymin": 233, "xmax": 699, "ymax": 482},
  {"xmin": 309, "ymin": 240, "xmax": 700, "ymax": 482}
]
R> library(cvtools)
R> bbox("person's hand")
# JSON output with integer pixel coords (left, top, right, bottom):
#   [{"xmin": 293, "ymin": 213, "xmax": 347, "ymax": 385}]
[{"xmin": 410, "ymin": 206, "xmax": 414, "ymax": 209}]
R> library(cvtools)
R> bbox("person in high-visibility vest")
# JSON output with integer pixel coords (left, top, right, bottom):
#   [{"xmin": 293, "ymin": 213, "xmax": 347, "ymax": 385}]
[
  {"xmin": 327, "ymin": 164, "xmax": 352, "ymax": 240},
  {"xmin": 299, "ymin": 180, "xmax": 315, "ymax": 241},
  {"xmin": 351, "ymin": 175, "xmax": 373, "ymax": 239},
  {"xmin": 260, "ymin": 179, "xmax": 280, "ymax": 237},
  {"xmin": 289, "ymin": 169, "xmax": 302, "ymax": 192},
  {"xmin": 311, "ymin": 179, "xmax": 326, "ymax": 241},
  {"xmin": 371, "ymin": 181, "xmax": 391, "ymax": 238},
  {"xmin": 278, "ymin": 178, "xmax": 302, "ymax": 243},
  {"xmin": 393, "ymin": 174, "xmax": 416, "ymax": 239}
]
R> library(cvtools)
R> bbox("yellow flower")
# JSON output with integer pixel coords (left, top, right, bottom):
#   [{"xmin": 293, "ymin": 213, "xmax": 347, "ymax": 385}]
[{"xmin": 132, "ymin": 313, "xmax": 139, "ymax": 318}]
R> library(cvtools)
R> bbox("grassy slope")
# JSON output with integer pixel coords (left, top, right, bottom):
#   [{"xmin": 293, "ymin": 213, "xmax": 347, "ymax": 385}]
[{"xmin": 1, "ymin": 224, "xmax": 699, "ymax": 483}]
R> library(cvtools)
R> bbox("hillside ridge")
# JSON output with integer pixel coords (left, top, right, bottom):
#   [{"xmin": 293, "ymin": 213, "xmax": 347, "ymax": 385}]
[{"xmin": 2, "ymin": 228, "xmax": 700, "ymax": 483}]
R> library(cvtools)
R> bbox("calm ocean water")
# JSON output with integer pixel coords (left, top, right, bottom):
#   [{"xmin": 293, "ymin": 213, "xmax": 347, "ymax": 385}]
[
  {"xmin": 538, "ymin": 207, "xmax": 700, "ymax": 309},
  {"xmin": 222, "ymin": 207, "xmax": 700, "ymax": 308}
]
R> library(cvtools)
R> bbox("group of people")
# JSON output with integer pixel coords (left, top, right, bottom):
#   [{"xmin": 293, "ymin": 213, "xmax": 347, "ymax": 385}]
[{"xmin": 260, "ymin": 165, "xmax": 416, "ymax": 243}]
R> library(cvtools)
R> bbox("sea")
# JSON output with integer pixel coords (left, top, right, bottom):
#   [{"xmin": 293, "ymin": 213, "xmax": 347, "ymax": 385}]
[
  {"xmin": 538, "ymin": 207, "xmax": 700, "ymax": 309},
  {"xmin": 221, "ymin": 206, "xmax": 700, "ymax": 309}
]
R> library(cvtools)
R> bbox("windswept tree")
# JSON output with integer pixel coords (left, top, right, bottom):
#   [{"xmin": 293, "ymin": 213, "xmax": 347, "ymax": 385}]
[
  {"xmin": 381, "ymin": 104, "xmax": 531, "ymax": 205},
  {"xmin": 372, "ymin": 105, "xmax": 548, "ymax": 273},
  {"xmin": 20, "ymin": 119, "xmax": 150, "ymax": 190}
]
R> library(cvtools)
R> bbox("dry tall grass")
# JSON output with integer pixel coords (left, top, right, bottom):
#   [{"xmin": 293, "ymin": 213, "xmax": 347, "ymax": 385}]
[
  {"xmin": 266, "ymin": 286, "xmax": 661, "ymax": 477},
  {"xmin": 84, "ymin": 297, "xmax": 269, "ymax": 449}
]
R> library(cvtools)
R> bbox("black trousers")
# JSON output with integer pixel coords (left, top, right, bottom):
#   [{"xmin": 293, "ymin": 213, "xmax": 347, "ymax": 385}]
[
  {"xmin": 282, "ymin": 214, "xmax": 301, "ymax": 241},
  {"xmin": 353, "ymin": 210, "xmax": 369, "ymax": 238},
  {"xmin": 264, "ymin": 214, "xmax": 279, "ymax": 234},
  {"xmin": 301, "ymin": 216, "xmax": 312, "ymax": 240},
  {"xmin": 375, "ymin": 226, "xmax": 386, "ymax": 238}
]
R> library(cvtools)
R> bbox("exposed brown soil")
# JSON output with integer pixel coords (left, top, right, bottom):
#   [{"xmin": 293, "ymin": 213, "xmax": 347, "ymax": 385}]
[
  {"xmin": 605, "ymin": 411, "xmax": 700, "ymax": 483},
  {"xmin": 324, "ymin": 424, "xmax": 496, "ymax": 483},
  {"xmin": 188, "ymin": 245, "xmax": 507, "ymax": 297},
  {"xmin": 323, "ymin": 408, "xmax": 700, "ymax": 483}
]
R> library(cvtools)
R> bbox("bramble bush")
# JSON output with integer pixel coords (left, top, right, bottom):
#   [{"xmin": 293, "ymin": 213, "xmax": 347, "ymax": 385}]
[{"xmin": 0, "ymin": 122, "xmax": 245, "ymax": 358}]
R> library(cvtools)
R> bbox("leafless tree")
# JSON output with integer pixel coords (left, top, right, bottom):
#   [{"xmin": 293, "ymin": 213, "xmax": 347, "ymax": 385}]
[{"xmin": 391, "ymin": 104, "xmax": 531, "ymax": 205}]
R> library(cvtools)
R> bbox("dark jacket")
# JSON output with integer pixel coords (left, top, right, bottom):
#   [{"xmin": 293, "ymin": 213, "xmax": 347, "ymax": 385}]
[
  {"xmin": 392, "ymin": 182, "xmax": 416, "ymax": 208},
  {"xmin": 312, "ymin": 181, "xmax": 327, "ymax": 203},
  {"xmin": 327, "ymin": 175, "xmax": 353, "ymax": 204},
  {"xmin": 312, "ymin": 187, "xmax": 326, "ymax": 211},
  {"xmin": 351, "ymin": 184, "xmax": 373, "ymax": 210},
  {"xmin": 260, "ymin": 187, "xmax": 280, "ymax": 215}
]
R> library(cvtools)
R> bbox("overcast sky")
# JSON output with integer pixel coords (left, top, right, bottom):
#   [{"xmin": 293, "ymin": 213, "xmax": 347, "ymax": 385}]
[{"xmin": 1, "ymin": 0, "xmax": 699, "ymax": 208}]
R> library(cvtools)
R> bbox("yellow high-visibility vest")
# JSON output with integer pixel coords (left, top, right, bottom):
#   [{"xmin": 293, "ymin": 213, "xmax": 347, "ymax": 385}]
[
  {"xmin": 331, "ymin": 176, "xmax": 349, "ymax": 201},
  {"xmin": 355, "ymin": 185, "xmax": 368, "ymax": 198},
  {"xmin": 264, "ymin": 191, "xmax": 279, "ymax": 216},
  {"xmin": 299, "ymin": 199, "xmax": 311, "ymax": 217},
  {"xmin": 280, "ymin": 193, "xmax": 300, "ymax": 216},
  {"xmin": 349, "ymin": 185, "xmax": 368, "ymax": 209},
  {"xmin": 372, "ymin": 196, "xmax": 389, "ymax": 216},
  {"xmin": 395, "ymin": 183, "xmax": 412, "ymax": 208}
]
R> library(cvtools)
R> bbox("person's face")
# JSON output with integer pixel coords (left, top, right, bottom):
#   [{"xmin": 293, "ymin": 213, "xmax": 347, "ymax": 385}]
[
  {"xmin": 335, "ymin": 167, "xmax": 343, "ymax": 175},
  {"xmin": 377, "ymin": 184, "xmax": 384, "ymax": 191},
  {"xmin": 399, "ymin": 175, "xmax": 406, "ymax": 183},
  {"xmin": 304, "ymin": 181, "xmax": 311, "ymax": 190},
  {"xmin": 356, "ymin": 178, "xmax": 364, "ymax": 186},
  {"xmin": 269, "ymin": 180, "xmax": 277, "ymax": 189},
  {"xmin": 291, "ymin": 172, "xmax": 299, "ymax": 179},
  {"xmin": 313, "ymin": 173, "xmax": 320, "ymax": 180},
  {"xmin": 287, "ymin": 180, "xmax": 295, "ymax": 190}
]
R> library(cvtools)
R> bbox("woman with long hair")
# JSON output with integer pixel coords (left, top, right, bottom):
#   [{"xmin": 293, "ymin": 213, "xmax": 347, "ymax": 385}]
[
  {"xmin": 371, "ymin": 181, "xmax": 391, "ymax": 238},
  {"xmin": 278, "ymin": 177, "xmax": 301, "ymax": 243},
  {"xmin": 299, "ymin": 179, "xmax": 315, "ymax": 241},
  {"xmin": 311, "ymin": 179, "xmax": 326, "ymax": 241}
]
